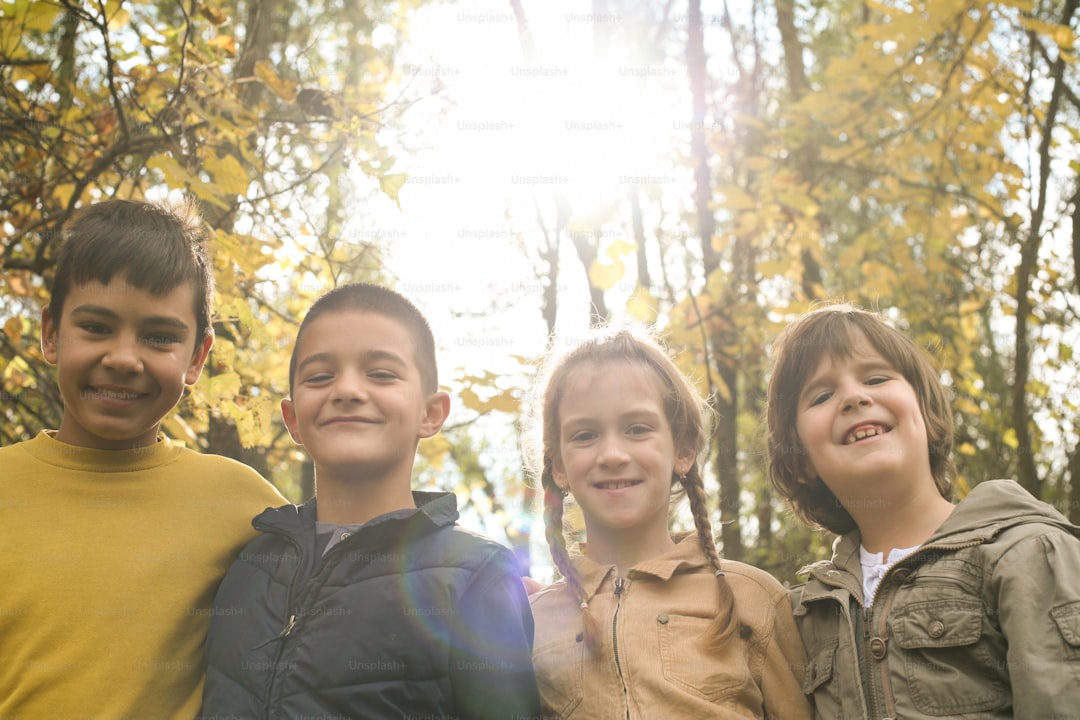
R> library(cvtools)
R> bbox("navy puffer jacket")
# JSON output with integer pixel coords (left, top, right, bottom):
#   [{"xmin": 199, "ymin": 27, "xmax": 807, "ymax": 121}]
[{"xmin": 200, "ymin": 491, "xmax": 541, "ymax": 719}]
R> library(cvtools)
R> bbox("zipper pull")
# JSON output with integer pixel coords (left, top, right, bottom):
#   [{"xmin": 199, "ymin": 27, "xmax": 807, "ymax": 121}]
[
  {"xmin": 614, "ymin": 577, "xmax": 625, "ymax": 595},
  {"xmin": 280, "ymin": 613, "xmax": 296, "ymax": 638}
]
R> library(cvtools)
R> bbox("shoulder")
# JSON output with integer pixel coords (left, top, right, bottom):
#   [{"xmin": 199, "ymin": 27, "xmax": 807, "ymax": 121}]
[
  {"xmin": 717, "ymin": 559, "xmax": 790, "ymax": 601},
  {"xmin": 420, "ymin": 524, "xmax": 518, "ymax": 574},
  {"xmin": 171, "ymin": 447, "xmax": 284, "ymax": 499}
]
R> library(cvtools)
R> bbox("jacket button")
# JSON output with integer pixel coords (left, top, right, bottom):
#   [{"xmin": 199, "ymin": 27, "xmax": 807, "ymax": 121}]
[
  {"xmin": 869, "ymin": 636, "xmax": 887, "ymax": 660},
  {"xmin": 928, "ymin": 620, "xmax": 945, "ymax": 638},
  {"xmin": 657, "ymin": 613, "xmax": 669, "ymax": 624}
]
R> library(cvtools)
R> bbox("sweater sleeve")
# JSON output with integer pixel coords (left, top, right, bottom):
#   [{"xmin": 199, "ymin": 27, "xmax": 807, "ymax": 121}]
[
  {"xmin": 450, "ymin": 546, "xmax": 542, "ymax": 720},
  {"xmin": 995, "ymin": 527, "xmax": 1080, "ymax": 717}
]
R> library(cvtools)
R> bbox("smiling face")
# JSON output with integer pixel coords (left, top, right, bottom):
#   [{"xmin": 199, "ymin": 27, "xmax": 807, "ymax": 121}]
[
  {"xmin": 42, "ymin": 278, "xmax": 212, "ymax": 450},
  {"xmin": 552, "ymin": 360, "xmax": 693, "ymax": 547},
  {"xmin": 281, "ymin": 310, "xmax": 448, "ymax": 486},
  {"xmin": 794, "ymin": 332, "xmax": 934, "ymax": 515}
]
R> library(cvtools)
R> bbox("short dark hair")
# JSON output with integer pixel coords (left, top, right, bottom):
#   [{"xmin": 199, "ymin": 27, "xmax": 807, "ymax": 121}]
[
  {"xmin": 765, "ymin": 304, "xmax": 956, "ymax": 534},
  {"xmin": 288, "ymin": 283, "xmax": 439, "ymax": 396},
  {"xmin": 49, "ymin": 198, "xmax": 214, "ymax": 341}
]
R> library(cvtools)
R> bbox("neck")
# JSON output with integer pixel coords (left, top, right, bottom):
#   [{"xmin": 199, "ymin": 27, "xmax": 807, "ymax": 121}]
[
  {"xmin": 583, "ymin": 524, "xmax": 676, "ymax": 577},
  {"xmin": 854, "ymin": 486, "xmax": 955, "ymax": 555},
  {"xmin": 314, "ymin": 466, "xmax": 416, "ymax": 525}
]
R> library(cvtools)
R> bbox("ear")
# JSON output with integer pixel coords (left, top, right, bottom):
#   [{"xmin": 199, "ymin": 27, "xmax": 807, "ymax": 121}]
[
  {"xmin": 551, "ymin": 457, "xmax": 570, "ymax": 494},
  {"xmin": 281, "ymin": 397, "xmax": 304, "ymax": 445},
  {"xmin": 418, "ymin": 391, "xmax": 451, "ymax": 439},
  {"xmin": 41, "ymin": 308, "xmax": 59, "ymax": 365},
  {"xmin": 183, "ymin": 332, "xmax": 214, "ymax": 386},
  {"xmin": 674, "ymin": 451, "xmax": 695, "ymax": 478}
]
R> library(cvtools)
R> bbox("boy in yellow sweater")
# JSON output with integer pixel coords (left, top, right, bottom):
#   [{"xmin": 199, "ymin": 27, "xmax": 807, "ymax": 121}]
[{"xmin": 0, "ymin": 198, "xmax": 284, "ymax": 719}]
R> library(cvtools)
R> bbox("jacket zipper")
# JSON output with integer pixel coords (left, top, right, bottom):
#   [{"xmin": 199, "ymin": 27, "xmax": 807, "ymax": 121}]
[
  {"xmin": 856, "ymin": 541, "xmax": 984, "ymax": 719},
  {"xmin": 612, "ymin": 576, "xmax": 630, "ymax": 719},
  {"xmin": 256, "ymin": 529, "xmax": 308, "ymax": 717}
]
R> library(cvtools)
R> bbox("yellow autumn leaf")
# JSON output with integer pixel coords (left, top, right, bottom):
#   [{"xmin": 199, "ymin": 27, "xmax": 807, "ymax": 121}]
[
  {"xmin": 21, "ymin": 2, "xmax": 63, "ymax": 33},
  {"xmin": 207, "ymin": 371, "xmax": 242, "ymax": 403},
  {"xmin": 588, "ymin": 258, "xmax": 624, "ymax": 291},
  {"xmin": 717, "ymin": 184, "xmax": 756, "ymax": 211},
  {"xmin": 604, "ymin": 238, "xmax": 636, "ymax": 258},
  {"xmin": 380, "ymin": 172, "xmax": 408, "ymax": 207},
  {"xmin": 1001, "ymin": 428, "xmax": 1018, "ymax": 450},
  {"xmin": 957, "ymin": 442, "xmax": 976, "ymax": 457},
  {"xmin": 4, "ymin": 316, "xmax": 24, "ymax": 344},
  {"xmin": 205, "ymin": 152, "xmax": 249, "ymax": 196},
  {"xmin": 419, "ymin": 433, "xmax": 452, "ymax": 471},
  {"xmin": 254, "ymin": 60, "xmax": 297, "ymax": 102},
  {"xmin": 626, "ymin": 285, "xmax": 658, "ymax": 323}
]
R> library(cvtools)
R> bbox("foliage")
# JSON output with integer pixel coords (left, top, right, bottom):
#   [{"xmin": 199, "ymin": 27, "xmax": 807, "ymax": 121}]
[{"xmin": 0, "ymin": 0, "xmax": 429, "ymax": 490}]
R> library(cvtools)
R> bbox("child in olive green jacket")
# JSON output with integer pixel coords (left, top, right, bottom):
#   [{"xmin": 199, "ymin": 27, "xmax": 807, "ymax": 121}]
[{"xmin": 766, "ymin": 303, "xmax": 1080, "ymax": 719}]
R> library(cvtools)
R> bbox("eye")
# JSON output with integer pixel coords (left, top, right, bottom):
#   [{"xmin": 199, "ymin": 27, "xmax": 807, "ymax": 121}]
[
  {"xmin": 626, "ymin": 424, "xmax": 652, "ymax": 436},
  {"xmin": 79, "ymin": 322, "xmax": 110, "ymax": 335},
  {"xmin": 302, "ymin": 371, "xmax": 333, "ymax": 385},
  {"xmin": 866, "ymin": 376, "xmax": 889, "ymax": 386},
  {"xmin": 808, "ymin": 391, "xmax": 832, "ymax": 407},
  {"xmin": 368, "ymin": 370, "xmax": 399, "ymax": 382},
  {"xmin": 143, "ymin": 333, "xmax": 180, "ymax": 347},
  {"xmin": 569, "ymin": 429, "xmax": 597, "ymax": 444}
]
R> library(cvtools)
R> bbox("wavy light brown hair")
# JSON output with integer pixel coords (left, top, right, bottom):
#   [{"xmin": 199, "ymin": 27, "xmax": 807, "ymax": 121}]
[
  {"xmin": 765, "ymin": 304, "xmax": 956, "ymax": 535},
  {"xmin": 523, "ymin": 328, "xmax": 735, "ymax": 648}
]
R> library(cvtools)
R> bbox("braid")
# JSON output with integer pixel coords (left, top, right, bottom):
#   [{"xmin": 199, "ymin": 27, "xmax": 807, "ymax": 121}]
[
  {"xmin": 680, "ymin": 467, "xmax": 736, "ymax": 646},
  {"xmin": 542, "ymin": 458, "xmax": 600, "ymax": 651}
]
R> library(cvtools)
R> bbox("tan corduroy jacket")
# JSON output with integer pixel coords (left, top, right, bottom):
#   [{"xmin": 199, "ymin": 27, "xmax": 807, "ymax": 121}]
[{"xmin": 529, "ymin": 535, "xmax": 812, "ymax": 720}]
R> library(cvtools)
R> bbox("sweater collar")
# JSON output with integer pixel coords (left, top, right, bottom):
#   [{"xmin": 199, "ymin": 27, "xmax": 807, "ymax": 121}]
[
  {"xmin": 570, "ymin": 533, "xmax": 707, "ymax": 600},
  {"xmin": 22, "ymin": 430, "xmax": 180, "ymax": 473}
]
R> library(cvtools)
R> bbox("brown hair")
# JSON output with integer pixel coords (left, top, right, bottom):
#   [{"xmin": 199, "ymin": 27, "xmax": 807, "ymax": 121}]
[
  {"xmin": 49, "ymin": 197, "xmax": 214, "ymax": 343},
  {"xmin": 765, "ymin": 304, "xmax": 956, "ymax": 534},
  {"xmin": 288, "ymin": 282, "xmax": 439, "ymax": 397},
  {"xmin": 523, "ymin": 328, "xmax": 735, "ymax": 648}
]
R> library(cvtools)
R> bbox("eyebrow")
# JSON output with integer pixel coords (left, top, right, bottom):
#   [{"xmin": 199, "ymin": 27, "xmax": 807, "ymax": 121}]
[
  {"xmin": 69, "ymin": 304, "xmax": 191, "ymax": 331},
  {"xmin": 295, "ymin": 349, "xmax": 409, "ymax": 374}
]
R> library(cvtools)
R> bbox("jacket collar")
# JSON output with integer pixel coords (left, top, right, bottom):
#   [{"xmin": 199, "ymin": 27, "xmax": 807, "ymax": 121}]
[
  {"xmin": 253, "ymin": 489, "xmax": 459, "ymax": 541},
  {"xmin": 569, "ymin": 534, "xmax": 707, "ymax": 600},
  {"xmin": 796, "ymin": 479, "xmax": 1080, "ymax": 603}
]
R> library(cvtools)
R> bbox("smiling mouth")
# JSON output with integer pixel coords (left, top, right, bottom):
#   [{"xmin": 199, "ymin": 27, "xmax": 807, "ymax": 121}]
[
  {"xmin": 87, "ymin": 387, "xmax": 145, "ymax": 400},
  {"xmin": 594, "ymin": 480, "xmax": 642, "ymax": 490},
  {"xmin": 843, "ymin": 424, "xmax": 891, "ymax": 445}
]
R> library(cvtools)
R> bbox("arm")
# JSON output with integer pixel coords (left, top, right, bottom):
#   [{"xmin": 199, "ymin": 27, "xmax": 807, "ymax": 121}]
[
  {"xmin": 995, "ymin": 528, "xmax": 1080, "ymax": 717},
  {"xmin": 762, "ymin": 590, "xmax": 814, "ymax": 720},
  {"xmin": 451, "ymin": 548, "xmax": 542, "ymax": 720}
]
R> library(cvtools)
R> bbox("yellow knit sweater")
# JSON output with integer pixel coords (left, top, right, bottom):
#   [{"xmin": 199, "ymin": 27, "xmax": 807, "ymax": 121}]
[{"xmin": 0, "ymin": 431, "xmax": 285, "ymax": 719}]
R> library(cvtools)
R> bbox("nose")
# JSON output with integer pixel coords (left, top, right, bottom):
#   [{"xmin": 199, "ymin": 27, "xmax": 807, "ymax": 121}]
[
  {"xmin": 840, "ymin": 382, "xmax": 872, "ymax": 412},
  {"xmin": 101, "ymin": 333, "xmax": 143, "ymax": 374},
  {"xmin": 596, "ymin": 433, "xmax": 630, "ymax": 467},
  {"xmin": 331, "ymin": 369, "xmax": 369, "ymax": 404}
]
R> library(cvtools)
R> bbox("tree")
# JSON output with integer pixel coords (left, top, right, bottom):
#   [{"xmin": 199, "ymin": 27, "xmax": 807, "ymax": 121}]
[{"xmin": 0, "ymin": 0, "xmax": 429, "ymax": 494}]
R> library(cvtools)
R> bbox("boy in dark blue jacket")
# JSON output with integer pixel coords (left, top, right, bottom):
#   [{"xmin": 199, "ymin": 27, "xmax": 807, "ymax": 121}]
[{"xmin": 200, "ymin": 283, "xmax": 540, "ymax": 719}]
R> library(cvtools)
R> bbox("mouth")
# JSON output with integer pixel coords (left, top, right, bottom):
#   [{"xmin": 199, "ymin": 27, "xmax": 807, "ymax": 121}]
[
  {"xmin": 593, "ymin": 480, "xmax": 643, "ymax": 491},
  {"xmin": 86, "ymin": 386, "xmax": 146, "ymax": 401},
  {"xmin": 842, "ymin": 423, "xmax": 891, "ymax": 445},
  {"xmin": 322, "ymin": 417, "xmax": 378, "ymax": 426}
]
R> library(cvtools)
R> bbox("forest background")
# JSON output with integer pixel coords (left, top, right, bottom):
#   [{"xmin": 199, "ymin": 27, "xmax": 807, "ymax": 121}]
[{"xmin": 2, "ymin": 0, "xmax": 1079, "ymax": 583}]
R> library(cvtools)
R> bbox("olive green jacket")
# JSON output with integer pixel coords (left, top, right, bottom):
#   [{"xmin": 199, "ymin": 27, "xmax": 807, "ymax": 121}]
[
  {"xmin": 791, "ymin": 480, "xmax": 1080, "ymax": 719},
  {"xmin": 530, "ymin": 535, "xmax": 812, "ymax": 720}
]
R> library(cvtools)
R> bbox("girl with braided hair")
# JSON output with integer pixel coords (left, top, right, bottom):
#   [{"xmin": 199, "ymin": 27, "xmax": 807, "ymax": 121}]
[{"xmin": 523, "ymin": 328, "xmax": 810, "ymax": 719}]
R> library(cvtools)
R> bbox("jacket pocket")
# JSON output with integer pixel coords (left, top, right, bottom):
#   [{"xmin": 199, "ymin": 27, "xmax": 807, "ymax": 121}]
[
  {"xmin": 658, "ymin": 614, "xmax": 750, "ymax": 702},
  {"xmin": 891, "ymin": 597, "xmax": 1007, "ymax": 716},
  {"xmin": 532, "ymin": 633, "xmax": 584, "ymax": 719},
  {"xmin": 1052, "ymin": 600, "xmax": 1080, "ymax": 658},
  {"xmin": 803, "ymin": 640, "xmax": 846, "ymax": 720}
]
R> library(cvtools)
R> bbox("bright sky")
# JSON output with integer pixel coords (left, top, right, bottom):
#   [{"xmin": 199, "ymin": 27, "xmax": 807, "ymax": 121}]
[{"xmin": 362, "ymin": 1, "xmax": 694, "ymax": 569}]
